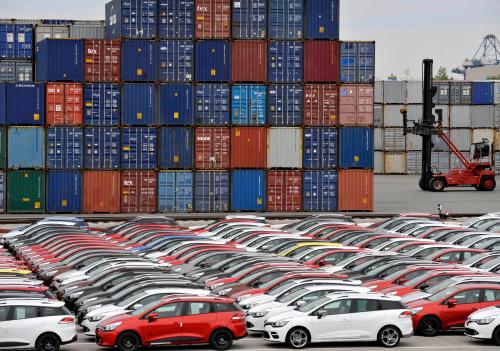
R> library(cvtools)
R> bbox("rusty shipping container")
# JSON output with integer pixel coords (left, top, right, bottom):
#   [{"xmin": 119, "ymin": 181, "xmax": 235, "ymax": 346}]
[
  {"xmin": 304, "ymin": 41, "xmax": 339, "ymax": 82},
  {"xmin": 195, "ymin": 127, "xmax": 230, "ymax": 169},
  {"xmin": 303, "ymin": 84, "xmax": 338, "ymax": 126},
  {"xmin": 83, "ymin": 171, "xmax": 120, "ymax": 213},
  {"xmin": 339, "ymin": 84, "xmax": 374, "ymax": 126},
  {"xmin": 267, "ymin": 170, "xmax": 301, "ymax": 212},
  {"xmin": 46, "ymin": 83, "xmax": 83, "ymax": 125},
  {"xmin": 231, "ymin": 127, "xmax": 267, "ymax": 168},
  {"xmin": 195, "ymin": 0, "xmax": 231, "ymax": 38},
  {"xmin": 84, "ymin": 39, "xmax": 120, "ymax": 82},
  {"xmin": 338, "ymin": 169, "xmax": 374, "ymax": 211},
  {"xmin": 121, "ymin": 170, "xmax": 157, "ymax": 213},
  {"xmin": 231, "ymin": 40, "xmax": 267, "ymax": 82}
]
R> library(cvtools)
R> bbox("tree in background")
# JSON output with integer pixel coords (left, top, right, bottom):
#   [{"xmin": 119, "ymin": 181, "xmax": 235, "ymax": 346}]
[{"xmin": 435, "ymin": 66, "xmax": 451, "ymax": 80}]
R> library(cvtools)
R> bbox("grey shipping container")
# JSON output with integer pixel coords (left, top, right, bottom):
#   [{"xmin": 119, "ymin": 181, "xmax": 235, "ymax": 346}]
[
  {"xmin": 494, "ymin": 105, "xmax": 500, "ymax": 129},
  {"xmin": 383, "ymin": 127, "xmax": 405, "ymax": 151},
  {"xmin": 495, "ymin": 152, "xmax": 500, "ymax": 175},
  {"xmin": 0, "ymin": 61, "xmax": 32, "ymax": 82},
  {"xmin": 407, "ymin": 151, "xmax": 422, "ymax": 175},
  {"xmin": 374, "ymin": 128, "xmax": 384, "ymax": 150},
  {"xmin": 450, "ymin": 106, "xmax": 471, "ymax": 128},
  {"xmin": 407, "ymin": 105, "xmax": 422, "ymax": 124},
  {"xmin": 450, "ymin": 129, "xmax": 471, "ymax": 151},
  {"xmin": 432, "ymin": 132, "xmax": 449, "ymax": 152},
  {"xmin": 406, "ymin": 81, "xmax": 423, "ymax": 104},
  {"xmin": 471, "ymin": 105, "xmax": 494, "ymax": 128},
  {"xmin": 69, "ymin": 23, "xmax": 105, "ymax": 39},
  {"xmin": 450, "ymin": 82, "xmax": 472, "ymax": 105},
  {"xmin": 383, "ymin": 81, "xmax": 406, "ymax": 104},
  {"xmin": 494, "ymin": 82, "xmax": 500, "ymax": 104},
  {"xmin": 383, "ymin": 105, "xmax": 404, "ymax": 127},
  {"xmin": 374, "ymin": 151, "xmax": 384, "ymax": 174},
  {"xmin": 0, "ymin": 171, "xmax": 4, "ymax": 213},
  {"xmin": 374, "ymin": 104, "xmax": 383, "ymax": 127},
  {"xmin": 35, "ymin": 25, "xmax": 69, "ymax": 43},
  {"xmin": 435, "ymin": 105, "xmax": 449, "ymax": 128},
  {"xmin": 374, "ymin": 81, "xmax": 383, "ymax": 104},
  {"xmin": 406, "ymin": 133, "xmax": 422, "ymax": 151},
  {"xmin": 267, "ymin": 127, "xmax": 302, "ymax": 168},
  {"xmin": 450, "ymin": 153, "xmax": 466, "ymax": 170},
  {"xmin": 433, "ymin": 81, "xmax": 449, "ymax": 105},
  {"xmin": 431, "ymin": 152, "xmax": 450, "ymax": 174}
]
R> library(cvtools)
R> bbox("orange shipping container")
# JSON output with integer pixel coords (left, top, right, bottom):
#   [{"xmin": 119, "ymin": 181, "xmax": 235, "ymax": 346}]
[
  {"xmin": 121, "ymin": 171, "xmax": 157, "ymax": 213},
  {"xmin": 303, "ymin": 84, "xmax": 339, "ymax": 126},
  {"xmin": 195, "ymin": 127, "xmax": 230, "ymax": 169},
  {"xmin": 195, "ymin": 0, "xmax": 231, "ymax": 38},
  {"xmin": 46, "ymin": 83, "xmax": 83, "ymax": 125},
  {"xmin": 83, "ymin": 171, "xmax": 120, "ymax": 213},
  {"xmin": 339, "ymin": 84, "xmax": 374, "ymax": 126},
  {"xmin": 232, "ymin": 40, "xmax": 267, "ymax": 82},
  {"xmin": 267, "ymin": 170, "xmax": 302, "ymax": 212},
  {"xmin": 231, "ymin": 127, "xmax": 267, "ymax": 168},
  {"xmin": 84, "ymin": 39, "xmax": 121, "ymax": 82},
  {"xmin": 338, "ymin": 170, "xmax": 374, "ymax": 211}
]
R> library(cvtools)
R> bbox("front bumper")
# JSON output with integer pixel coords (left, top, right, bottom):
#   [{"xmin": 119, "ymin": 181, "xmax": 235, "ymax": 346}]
[
  {"xmin": 95, "ymin": 329, "xmax": 116, "ymax": 347},
  {"xmin": 262, "ymin": 325, "xmax": 287, "ymax": 343},
  {"xmin": 81, "ymin": 318, "xmax": 98, "ymax": 336},
  {"xmin": 464, "ymin": 321, "xmax": 495, "ymax": 340},
  {"xmin": 246, "ymin": 315, "xmax": 266, "ymax": 332}
]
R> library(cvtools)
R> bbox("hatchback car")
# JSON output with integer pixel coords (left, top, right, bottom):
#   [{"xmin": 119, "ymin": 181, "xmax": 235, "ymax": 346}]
[{"xmin": 465, "ymin": 304, "xmax": 500, "ymax": 345}]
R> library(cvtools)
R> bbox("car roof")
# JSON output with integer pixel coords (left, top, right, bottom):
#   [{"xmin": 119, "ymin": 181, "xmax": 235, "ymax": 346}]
[
  {"xmin": 452, "ymin": 283, "xmax": 500, "ymax": 290},
  {"xmin": 326, "ymin": 292, "xmax": 403, "ymax": 301},
  {"xmin": 161, "ymin": 295, "xmax": 234, "ymax": 304},
  {"xmin": 0, "ymin": 298, "xmax": 65, "ymax": 307}
]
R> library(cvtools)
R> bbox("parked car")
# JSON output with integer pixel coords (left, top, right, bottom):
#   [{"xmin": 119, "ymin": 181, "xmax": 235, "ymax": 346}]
[{"xmin": 465, "ymin": 304, "xmax": 500, "ymax": 345}]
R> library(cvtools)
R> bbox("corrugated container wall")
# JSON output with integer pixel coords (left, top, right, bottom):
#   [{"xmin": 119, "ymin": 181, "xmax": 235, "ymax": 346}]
[
  {"xmin": 46, "ymin": 170, "xmax": 82, "ymax": 213},
  {"xmin": 121, "ymin": 127, "xmax": 157, "ymax": 169},
  {"xmin": 7, "ymin": 170, "xmax": 45, "ymax": 213},
  {"xmin": 407, "ymin": 105, "xmax": 422, "ymax": 125},
  {"xmin": 46, "ymin": 127, "xmax": 83, "ymax": 169},
  {"xmin": 471, "ymin": 105, "xmax": 494, "ymax": 128},
  {"xmin": 384, "ymin": 152, "xmax": 407, "ymax": 174},
  {"xmin": 495, "ymin": 105, "xmax": 500, "ymax": 129},
  {"xmin": 338, "ymin": 170, "xmax": 374, "ymax": 211},
  {"xmin": 159, "ymin": 84, "xmax": 193, "ymax": 125},
  {"xmin": 450, "ymin": 105, "xmax": 471, "ymax": 128},
  {"xmin": 406, "ymin": 81, "xmax": 423, "ymax": 104},
  {"xmin": 8, "ymin": 127, "xmax": 45, "ymax": 168},
  {"xmin": 407, "ymin": 151, "xmax": 422, "ymax": 175},
  {"xmin": 121, "ymin": 40, "xmax": 158, "ymax": 82},
  {"xmin": 84, "ymin": 127, "xmax": 120, "ymax": 169},
  {"xmin": 472, "ymin": 129, "xmax": 494, "ymax": 144},
  {"xmin": 339, "ymin": 127, "xmax": 373, "ymax": 169},
  {"xmin": 84, "ymin": 39, "xmax": 120, "ymax": 82},
  {"xmin": 121, "ymin": 170, "xmax": 157, "ymax": 213},
  {"xmin": 303, "ymin": 84, "xmax": 338, "ymax": 126},
  {"xmin": 340, "ymin": 41, "xmax": 375, "ymax": 84},
  {"xmin": 232, "ymin": 40, "xmax": 267, "ymax": 82},
  {"xmin": 159, "ymin": 0, "xmax": 195, "ymax": 39},
  {"xmin": 433, "ymin": 82, "xmax": 450, "ymax": 105},
  {"xmin": 450, "ymin": 82, "xmax": 472, "ymax": 105},
  {"xmin": 105, "ymin": 0, "xmax": 158, "ymax": 39},
  {"xmin": 495, "ymin": 153, "xmax": 500, "ymax": 175},
  {"xmin": 158, "ymin": 171, "xmax": 193, "ymax": 212},
  {"xmin": 267, "ymin": 170, "xmax": 301, "ymax": 212},
  {"xmin": 195, "ymin": 127, "xmax": 230, "ymax": 169},
  {"xmin": 302, "ymin": 170, "xmax": 337, "ymax": 211},
  {"xmin": 303, "ymin": 40, "xmax": 339, "ymax": 82},
  {"xmin": 0, "ymin": 84, "xmax": 4, "ymax": 124},
  {"xmin": 84, "ymin": 83, "xmax": 120, "ymax": 126},
  {"xmin": 373, "ymin": 128, "xmax": 383, "ymax": 150},
  {"xmin": 383, "ymin": 127, "xmax": 405, "ymax": 151},
  {"xmin": 339, "ymin": 84, "xmax": 374, "ymax": 126},
  {"xmin": 268, "ymin": 41, "xmax": 303, "ymax": 83},
  {"xmin": 268, "ymin": 0, "xmax": 302, "ymax": 39},
  {"xmin": 158, "ymin": 40, "xmax": 194, "ymax": 82},
  {"xmin": 267, "ymin": 127, "xmax": 302, "ymax": 168},
  {"xmin": 0, "ymin": 128, "xmax": 5, "ymax": 168},
  {"xmin": 122, "ymin": 83, "xmax": 157, "ymax": 125},
  {"xmin": 450, "ymin": 129, "xmax": 472, "ymax": 151},
  {"xmin": 374, "ymin": 151, "xmax": 384, "ymax": 174},
  {"xmin": 6, "ymin": 82, "xmax": 44, "ymax": 125},
  {"xmin": 232, "ymin": 0, "xmax": 266, "ymax": 39},
  {"xmin": 0, "ymin": 24, "xmax": 33, "ymax": 59},
  {"xmin": 494, "ymin": 82, "xmax": 500, "ymax": 104},
  {"xmin": 374, "ymin": 104, "xmax": 383, "ymax": 127},
  {"xmin": 383, "ymin": 105, "xmax": 404, "ymax": 127},
  {"xmin": 432, "ymin": 152, "xmax": 450, "ymax": 174},
  {"xmin": 195, "ymin": 0, "xmax": 231, "ymax": 38},
  {"xmin": 35, "ymin": 25, "xmax": 69, "ymax": 43},
  {"xmin": 436, "ymin": 105, "xmax": 450, "ymax": 128},
  {"xmin": 432, "ymin": 132, "xmax": 449, "ymax": 152},
  {"xmin": 195, "ymin": 40, "xmax": 231, "ymax": 81},
  {"xmin": 303, "ymin": 127, "xmax": 337, "ymax": 169},
  {"xmin": 374, "ymin": 81, "xmax": 383, "ymax": 104},
  {"xmin": 0, "ymin": 61, "xmax": 32, "ymax": 82},
  {"xmin": 46, "ymin": 83, "xmax": 83, "ymax": 125},
  {"xmin": 83, "ymin": 171, "xmax": 120, "ymax": 213},
  {"xmin": 406, "ymin": 133, "xmax": 422, "ymax": 151},
  {"xmin": 231, "ymin": 169, "xmax": 265, "ymax": 211},
  {"xmin": 305, "ymin": 0, "xmax": 339, "ymax": 39},
  {"xmin": 471, "ymin": 82, "xmax": 493, "ymax": 105},
  {"xmin": 231, "ymin": 127, "xmax": 267, "ymax": 168},
  {"xmin": 494, "ymin": 130, "xmax": 500, "ymax": 151},
  {"xmin": 194, "ymin": 170, "xmax": 229, "ymax": 212},
  {"xmin": 231, "ymin": 85, "xmax": 266, "ymax": 125},
  {"xmin": 195, "ymin": 84, "xmax": 230, "ymax": 125},
  {"xmin": 35, "ymin": 39, "xmax": 84, "ymax": 81},
  {"xmin": 159, "ymin": 127, "xmax": 193, "ymax": 169},
  {"xmin": 0, "ymin": 171, "xmax": 6, "ymax": 213},
  {"xmin": 69, "ymin": 22, "xmax": 105, "ymax": 39},
  {"xmin": 268, "ymin": 84, "xmax": 302, "ymax": 126},
  {"xmin": 383, "ymin": 81, "xmax": 406, "ymax": 104}
]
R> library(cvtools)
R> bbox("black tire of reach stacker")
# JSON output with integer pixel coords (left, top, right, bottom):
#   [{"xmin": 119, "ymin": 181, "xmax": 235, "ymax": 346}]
[
  {"xmin": 428, "ymin": 177, "xmax": 445, "ymax": 192},
  {"xmin": 478, "ymin": 176, "xmax": 496, "ymax": 192},
  {"xmin": 419, "ymin": 177, "xmax": 426, "ymax": 191}
]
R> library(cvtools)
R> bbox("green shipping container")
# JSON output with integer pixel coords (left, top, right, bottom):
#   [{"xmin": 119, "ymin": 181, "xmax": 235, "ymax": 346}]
[
  {"xmin": 7, "ymin": 170, "xmax": 45, "ymax": 213},
  {"xmin": 0, "ymin": 128, "xmax": 5, "ymax": 169}
]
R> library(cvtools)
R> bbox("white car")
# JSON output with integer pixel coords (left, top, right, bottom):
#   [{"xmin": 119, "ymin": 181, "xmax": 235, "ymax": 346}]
[
  {"xmin": 263, "ymin": 292, "xmax": 413, "ymax": 349},
  {"xmin": 322, "ymin": 252, "xmax": 395, "ymax": 274},
  {"xmin": 465, "ymin": 305, "xmax": 500, "ymax": 345},
  {"xmin": 0, "ymin": 298, "xmax": 77, "ymax": 350}
]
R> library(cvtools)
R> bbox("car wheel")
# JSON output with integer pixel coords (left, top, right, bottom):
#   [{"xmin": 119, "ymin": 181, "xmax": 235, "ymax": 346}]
[
  {"xmin": 210, "ymin": 329, "xmax": 233, "ymax": 351},
  {"xmin": 419, "ymin": 316, "xmax": 441, "ymax": 337},
  {"xmin": 36, "ymin": 334, "xmax": 60, "ymax": 351},
  {"xmin": 286, "ymin": 327, "xmax": 310, "ymax": 349},
  {"xmin": 378, "ymin": 326, "xmax": 401, "ymax": 348},
  {"xmin": 117, "ymin": 332, "xmax": 140, "ymax": 351},
  {"xmin": 493, "ymin": 326, "xmax": 500, "ymax": 346}
]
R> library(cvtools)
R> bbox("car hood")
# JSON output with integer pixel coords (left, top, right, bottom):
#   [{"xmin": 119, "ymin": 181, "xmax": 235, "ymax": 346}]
[
  {"xmin": 401, "ymin": 291, "xmax": 431, "ymax": 304},
  {"xmin": 86, "ymin": 304, "xmax": 123, "ymax": 317},
  {"xmin": 266, "ymin": 309, "xmax": 304, "ymax": 323},
  {"xmin": 406, "ymin": 298, "xmax": 434, "ymax": 309},
  {"xmin": 97, "ymin": 313, "xmax": 131, "ymax": 327},
  {"xmin": 468, "ymin": 306, "xmax": 500, "ymax": 319},
  {"xmin": 239, "ymin": 294, "xmax": 273, "ymax": 307},
  {"xmin": 249, "ymin": 301, "xmax": 284, "ymax": 313}
]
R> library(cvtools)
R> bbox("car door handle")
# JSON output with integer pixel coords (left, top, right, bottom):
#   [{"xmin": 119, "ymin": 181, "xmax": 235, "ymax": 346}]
[{"xmin": 173, "ymin": 322, "xmax": 183, "ymax": 327}]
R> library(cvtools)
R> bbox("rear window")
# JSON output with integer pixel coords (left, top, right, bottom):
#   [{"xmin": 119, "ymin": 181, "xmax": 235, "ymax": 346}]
[
  {"xmin": 40, "ymin": 307, "xmax": 71, "ymax": 317},
  {"xmin": 380, "ymin": 300, "xmax": 406, "ymax": 310},
  {"xmin": 214, "ymin": 303, "xmax": 239, "ymax": 312}
]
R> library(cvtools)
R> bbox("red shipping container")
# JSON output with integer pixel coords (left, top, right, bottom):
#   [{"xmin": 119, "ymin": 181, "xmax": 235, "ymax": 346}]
[
  {"xmin": 232, "ymin": 40, "xmax": 267, "ymax": 82},
  {"xmin": 46, "ymin": 83, "xmax": 83, "ymax": 125},
  {"xmin": 84, "ymin": 39, "xmax": 121, "ymax": 82},
  {"xmin": 267, "ymin": 171, "xmax": 302, "ymax": 212},
  {"xmin": 121, "ymin": 171, "xmax": 157, "ymax": 213},
  {"xmin": 338, "ymin": 170, "xmax": 374, "ymax": 211},
  {"xmin": 83, "ymin": 171, "xmax": 120, "ymax": 213},
  {"xmin": 195, "ymin": 0, "xmax": 231, "ymax": 38},
  {"xmin": 304, "ymin": 41, "xmax": 339, "ymax": 82},
  {"xmin": 195, "ymin": 127, "xmax": 230, "ymax": 169},
  {"xmin": 303, "ymin": 84, "xmax": 339, "ymax": 126},
  {"xmin": 231, "ymin": 127, "xmax": 267, "ymax": 168},
  {"xmin": 339, "ymin": 84, "xmax": 374, "ymax": 126}
]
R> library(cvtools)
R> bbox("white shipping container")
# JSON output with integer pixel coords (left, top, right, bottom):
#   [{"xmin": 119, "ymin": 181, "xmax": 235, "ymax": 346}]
[
  {"xmin": 472, "ymin": 129, "xmax": 494, "ymax": 144},
  {"xmin": 406, "ymin": 133, "xmax": 422, "ymax": 151},
  {"xmin": 384, "ymin": 152, "xmax": 407, "ymax": 174},
  {"xmin": 407, "ymin": 104, "xmax": 422, "ymax": 123},
  {"xmin": 406, "ymin": 81, "xmax": 423, "ymax": 104},
  {"xmin": 374, "ymin": 104, "xmax": 383, "ymax": 127},
  {"xmin": 432, "ymin": 133, "xmax": 449, "ymax": 152},
  {"xmin": 471, "ymin": 105, "xmax": 494, "ymax": 129},
  {"xmin": 450, "ymin": 129, "xmax": 472, "ymax": 151},
  {"xmin": 494, "ymin": 130, "xmax": 500, "ymax": 151},
  {"xmin": 493, "ymin": 105, "xmax": 500, "ymax": 129},
  {"xmin": 450, "ymin": 105, "xmax": 471, "ymax": 128},
  {"xmin": 383, "ymin": 104, "xmax": 405, "ymax": 127},
  {"xmin": 407, "ymin": 151, "xmax": 422, "ymax": 175},
  {"xmin": 494, "ymin": 82, "xmax": 500, "ymax": 104},
  {"xmin": 431, "ymin": 152, "xmax": 450, "ymax": 174},
  {"xmin": 374, "ymin": 128, "xmax": 384, "ymax": 150},
  {"xmin": 436, "ymin": 105, "xmax": 449, "ymax": 128},
  {"xmin": 267, "ymin": 127, "xmax": 302, "ymax": 168},
  {"xmin": 375, "ymin": 81, "xmax": 383, "ymax": 104},
  {"xmin": 384, "ymin": 128, "xmax": 405, "ymax": 151},
  {"xmin": 374, "ymin": 151, "xmax": 384, "ymax": 174},
  {"xmin": 35, "ymin": 25, "xmax": 70, "ymax": 42},
  {"xmin": 383, "ymin": 81, "xmax": 406, "ymax": 104},
  {"xmin": 450, "ymin": 153, "xmax": 466, "ymax": 170}
]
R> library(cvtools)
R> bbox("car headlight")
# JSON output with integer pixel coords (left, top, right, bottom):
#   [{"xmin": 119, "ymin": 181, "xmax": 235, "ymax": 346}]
[
  {"xmin": 70, "ymin": 292, "xmax": 84, "ymax": 299},
  {"xmin": 218, "ymin": 288, "xmax": 231, "ymax": 296},
  {"xmin": 88, "ymin": 315, "xmax": 104, "ymax": 322},
  {"xmin": 411, "ymin": 307, "xmax": 423, "ymax": 315},
  {"xmin": 270, "ymin": 320, "xmax": 289, "ymax": 328},
  {"xmin": 251, "ymin": 311, "xmax": 268, "ymax": 318},
  {"xmin": 475, "ymin": 317, "xmax": 496, "ymax": 325},
  {"xmin": 100, "ymin": 322, "xmax": 121, "ymax": 331}
]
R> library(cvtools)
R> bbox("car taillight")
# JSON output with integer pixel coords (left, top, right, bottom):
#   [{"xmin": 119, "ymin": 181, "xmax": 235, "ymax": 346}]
[
  {"xmin": 399, "ymin": 311, "xmax": 413, "ymax": 318},
  {"xmin": 231, "ymin": 314, "xmax": 245, "ymax": 321},
  {"xmin": 59, "ymin": 317, "xmax": 74, "ymax": 324}
]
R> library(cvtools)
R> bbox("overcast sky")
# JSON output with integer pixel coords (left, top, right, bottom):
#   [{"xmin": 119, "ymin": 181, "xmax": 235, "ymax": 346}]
[{"xmin": 1, "ymin": 0, "xmax": 499, "ymax": 80}]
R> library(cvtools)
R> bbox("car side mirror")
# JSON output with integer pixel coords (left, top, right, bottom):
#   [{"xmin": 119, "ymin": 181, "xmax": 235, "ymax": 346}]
[
  {"xmin": 133, "ymin": 304, "xmax": 143, "ymax": 311},
  {"xmin": 148, "ymin": 313, "xmax": 158, "ymax": 322},
  {"xmin": 397, "ymin": 278, "xmax": 407, "ymax": 285},
  {"xmin": 318, "ymin": 259, "xmax": 327, "ymax": 267},
  {"xmin": 419, "ymin": 284, "xmax": 429, "ymax": 291},
  {"xmin": 316, "ymin": 309, "xmax": 327, "ymax": 319},
  {"xmin": 253, "ymin": 282, "xmax": 261, "ymax": 288},
  {"xmin": 447, "ymin": 299, "xmax": 457, "ymax": 308},
  {"xmin": 295, "ymin": 300, "xmax": 306, "ymax": 307}
]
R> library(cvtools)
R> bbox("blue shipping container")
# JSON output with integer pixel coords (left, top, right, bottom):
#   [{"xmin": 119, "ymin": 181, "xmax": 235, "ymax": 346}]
[
  {"xmin": 232, "ymin": 0, "xmax": 266, "ymax": 39},
  {"xmin": 267, "ymin": 84, "xmax": 302, "ymax": 126},
  {"xmin": 0, "ymin": 24, "xmax": 33, "ymax": 59},
  {"xmin": 303, "ymin": 170, "xmax": 338, "ymax": 211},
  {"xmin": 194, "ymin": 171, "xmax": 229, "ymax": 212},
  {"xmin": 0, "ymin": 84, "xmax": 5, "ymax": 124},
  {"xmin": 159, "ymin": 84, "xmax": 193, "ymax": 125},
  {"xmin": 231, "ymin": 169, "xmax": 265, "ymax": 211},
  {"xmin": 121, "ymin": 40, "xmax": 158, "ymax": 81},
  {"xmin": 46, "ymin": 127, "xmax": 83, "ymax": 169},
  {"xmin": 47, "ymin": 171, "xmax": 82, "ymax": 213},
  {"xmin": 0, "ymin": 171, "xmax": 5, "ymax": 213},
  {"xmin": 8, "ymin": 127, "xmax": 45, "ymax": 168},
  {"xmin": 471, "ymin": 82, "xmax": 494, "ymax": 105},
  {"xmin": 159, "ymin": 127, "xmax": 193, "ymax": 168},
  {"xmin": 195, "ymin": 40, "xmax": 231, "ymax": 82},
  {"xmin": 84, "ymin": 127, "xmax": 120, "ymax": 169},
  {"xmin": 35, "ymin": 39, "xmax": 84, "ymax": 82},
  {"xmin": 122, "ymin": 83, "xmax": 157, "ymax": 125},
  {"xmin": 269, "ymin": 0, "xmax": 302, "ymax": 39},
  {"xmin": 195, "ymin": 84, "xmax": 230, "ymax": 125},
  {"xmin": 158, "ymin": 171, "xmax": 193, "ymax": 212},
  {"xmin": 84, "ymin": 83, "xmax": 121, "ymax": 126},
  {"xmin": 305, "ymin": 0, "xmax": 339, "ymax": 39},
  {"xmin": 121, "ymin": 127, "xmax": 157, "ymax": 169},
  {"xmin": 105, "ymin": 0, "xmax": 158, "ymax": 39},
  {"xmin": 340, "ymin": 41, "xmax": 375, "ymax": 84},
  {"xmin": 268, "ymin": 41, "xmax": 303, "ymax": 83},
  {"xmin": 303, "ymin": 127, "xmax": 338, "ymax": 169},
  {"xmin": 159, "ymin": 0, "xmax": 194, "ymax": 39},
  {"xmin": 339, "ymin": 127, "xmax": 374, "ymax": 169},
  {"xmin": 158, "ymin": 40, "xmax": 194, "ymax": 82},
  {"xmin": 231, "ymin": 85, "xmax": 266, "ymax": 125},
  {"xmin": 6, "ymin": 82, "xmax": 44, "ymax": 125}
]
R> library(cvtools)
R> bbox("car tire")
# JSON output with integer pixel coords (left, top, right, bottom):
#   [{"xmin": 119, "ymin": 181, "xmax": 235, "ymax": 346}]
[
  {"xmin": 378, "ymin": 325, "xmax": 401, "ymax": 348},
  {"xmin": 419, "ymin": 316, "xmax": 441, "ymax": 337},
  {"xmin": 493, "ymin": 326, "xmax": 500, "ymax": 346},
  {"xmin": 210, "ymin": 329, "xmax": 233, "ymax": 351},
  {"xmin": 117, "ymin": 332, "xmax": 140, "ymax": 351},
  {"xmin": 36, "ymin": 333, "xmax": 60, "ymax": 351},
  {"xmin": 286, "ymin": 327, "xmax": 310, "ymax": 349}
]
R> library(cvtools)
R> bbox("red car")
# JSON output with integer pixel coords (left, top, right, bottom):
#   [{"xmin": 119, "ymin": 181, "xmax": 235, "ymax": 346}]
[
  {"xmin": 302, "ymin": 248, "xmax": 362, "ymax": 268},
  {"xmin": 96, "ymin": 295, "xmax": 246, "ymax": 351},
  {"xmin": 362, "ymin": 266, "xmax": 451, "ymax": 291},
  {"xmin": 424, "ymin": 248, "xmax": 486, "ymax": 264},
  {"xmin": 409, "ymin": 284, "xmax": 500, "ymax": 336}
]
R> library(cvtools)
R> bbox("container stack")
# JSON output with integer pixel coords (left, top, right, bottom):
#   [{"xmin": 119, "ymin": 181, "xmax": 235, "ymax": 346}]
[{"xmin": 374, "ymin": 80, "xmax": 500, "ymax": 176}]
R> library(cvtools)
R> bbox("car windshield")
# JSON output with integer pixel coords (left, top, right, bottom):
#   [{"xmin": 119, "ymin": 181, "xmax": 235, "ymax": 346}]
[
  {"xmin": 474, "ymin": 238, "xmax": 500, "ymax": 249},
  {"xmin": 425, "ymin": 279, "xmax": 456, "ymax": 294},
  {"xmin": 477, "ymin": 257, "xmax": 500, "ymax": 270},
  {"xmin": 240, "ymin": 270, "xmax": 268, "ymax": 284},
  {"xmin": 260, "ymin": 274, "xmax": 290, "ymax": 289},
  {"xmin": 267, "ymin": 281, "xmax": 297, "ymax": 296},
  {"xmin": 297, "ymin": 296, "xmax": 329, "ymax": 312},
  {"xmin": 118, "ymin": 291, "xmax": 147, "ymax": 308},
  {"xmin": 278, "ymin": 288, "xmax": 308, "ymax": 303},
  {"xmin": 130, "ymin": 300, "xmax": 159, "ymax": 316},
  {"xmin": 426, "ymin": 286, "xmax": 459, "ymax": 302},
  {"xmin": 403, "ymin": 272, "xmax": 432, "ymax": 286}
]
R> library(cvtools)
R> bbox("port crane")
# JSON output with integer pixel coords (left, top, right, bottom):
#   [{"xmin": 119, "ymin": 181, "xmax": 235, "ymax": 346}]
[{"xmin": 453, "ymin": 34, "xmax": 500, "ymax": 77}]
